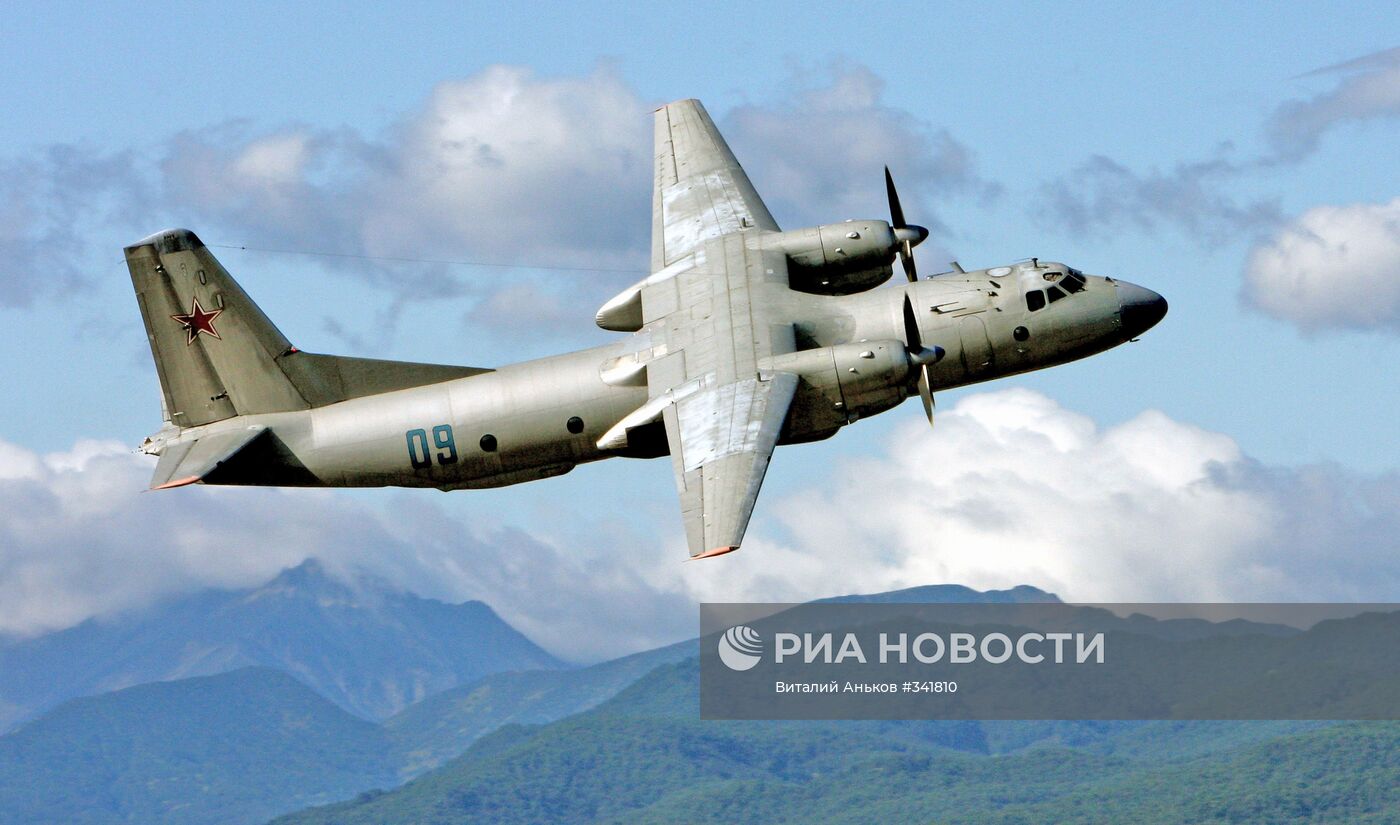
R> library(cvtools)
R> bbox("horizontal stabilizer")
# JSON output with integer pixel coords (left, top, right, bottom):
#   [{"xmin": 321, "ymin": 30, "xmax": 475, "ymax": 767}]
[
  {"xmin": 150, "ymin": 426, "xmax": 268, "ymax": 490},
  {"xmin": 277, "ymin": 352, "xmax": 491, "ymax": 406}
]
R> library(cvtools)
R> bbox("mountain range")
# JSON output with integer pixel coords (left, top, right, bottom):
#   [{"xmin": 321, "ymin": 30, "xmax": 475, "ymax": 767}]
[
  {"xmin": 0, "ymin": 559, "xmax": 562, "ymax": 730},
  {"xmin": 0, "ymin": 563, "xmax": 1394, "ymax": 824},
  {"xmin": 277, "ymin": 658, "xmax": 1399, "ymax": 825}
]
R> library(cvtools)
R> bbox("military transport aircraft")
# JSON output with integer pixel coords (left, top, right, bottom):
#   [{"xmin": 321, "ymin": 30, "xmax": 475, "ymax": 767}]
[{"xmin": 127, "ymin": 99, "xmax": 1166, "ymax": 559}]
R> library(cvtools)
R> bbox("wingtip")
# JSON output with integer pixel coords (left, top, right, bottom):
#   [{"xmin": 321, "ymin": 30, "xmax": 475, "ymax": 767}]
[
  {"xmin": 151, "ymin": 475, "xmax": 201, "ymax": 490},
  {"xmin": 656, "ymin": 97, "xmax": 702, "ymax": 113},
  {"xmin": 689, "ymin": 544, "xmax": 739, "ymax": 561}
]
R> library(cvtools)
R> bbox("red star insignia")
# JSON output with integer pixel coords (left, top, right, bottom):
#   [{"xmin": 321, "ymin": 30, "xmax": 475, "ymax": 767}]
[{"xmin": 170, "ymin": 297, "xmax": 224, "ymax": 345}]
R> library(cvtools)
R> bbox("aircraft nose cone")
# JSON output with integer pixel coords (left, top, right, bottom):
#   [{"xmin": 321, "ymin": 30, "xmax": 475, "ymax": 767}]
[{"xmin": 1117, "ymin": 282, "xmax": 1168, "ymax": 338}]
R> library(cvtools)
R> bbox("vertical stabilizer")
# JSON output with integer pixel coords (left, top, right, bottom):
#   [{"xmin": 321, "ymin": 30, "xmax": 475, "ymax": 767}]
[
  {"xmin": 126, "ymin": 228, "xmax": 494, "ymax": 433},
  {"xmin": 125, "ymin": 229, "xmax": 308, "ymax": 428}
]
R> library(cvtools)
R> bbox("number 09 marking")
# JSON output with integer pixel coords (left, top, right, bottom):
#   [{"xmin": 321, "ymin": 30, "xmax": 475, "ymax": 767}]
[{"xmin": 406, "ymin": 424, "xmax": 458, "ymax": 469}]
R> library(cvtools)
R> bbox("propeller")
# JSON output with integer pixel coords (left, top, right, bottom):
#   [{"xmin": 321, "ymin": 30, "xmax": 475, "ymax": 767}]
[
  {"xmin": 885, "ymin": 166, "xmax": 930, "ymax": 282},
  {"xmin": 902, "ymin": 294, "xmax": 942, "ymax": 427}
]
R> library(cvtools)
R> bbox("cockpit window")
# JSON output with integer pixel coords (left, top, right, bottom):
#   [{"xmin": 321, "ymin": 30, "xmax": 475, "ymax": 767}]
[
  {"xmin": 1026, "ymin": 290, "xmax": 1046, "ymax": 312},
  {"xmin": 1047, "ymin": 286, "xmax": 1067, "ymax": 303},
  {"xmin": 1063, "ymin": 272, "xmax": 1087, "ymax": 293}
]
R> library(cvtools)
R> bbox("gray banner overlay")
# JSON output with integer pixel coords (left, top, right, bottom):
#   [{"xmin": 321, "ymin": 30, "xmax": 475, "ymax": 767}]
[{"xmin": 699, "ymin": 602, "xmax": 1400, "ymax": 720}]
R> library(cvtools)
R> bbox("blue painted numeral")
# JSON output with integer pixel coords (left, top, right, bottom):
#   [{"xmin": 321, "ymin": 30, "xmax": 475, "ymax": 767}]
[
  {"xmin": 406, "ymin": 429, "xmax": 432, "ymax": 469},
  {"xmin": 433, "ymin": 424, "xmax": 458, "ymax": 465},
  {"xmin": 407, "ymin": 424, "xmax": 457, "ymax": 468}
]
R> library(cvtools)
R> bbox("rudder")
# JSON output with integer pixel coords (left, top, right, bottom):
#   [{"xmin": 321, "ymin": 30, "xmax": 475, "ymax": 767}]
[
  {"xmin": 126, "ymin": 229, "xmax": 493, "ymax": 430},
  {"xmin": 126, "ymin": 229, "xmax": 308, "ymax": 427}
]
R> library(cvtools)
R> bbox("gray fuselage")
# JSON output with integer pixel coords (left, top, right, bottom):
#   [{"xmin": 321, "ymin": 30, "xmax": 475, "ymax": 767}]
[{"xmin": 161, "ymin": 260, "xmax": 1163, "ymax": 491}]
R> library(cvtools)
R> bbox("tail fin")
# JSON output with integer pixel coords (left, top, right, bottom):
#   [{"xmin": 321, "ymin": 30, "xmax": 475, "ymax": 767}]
[{"xmin": 126, "ymin": 229, "xmax": 490, "ymax": 429}]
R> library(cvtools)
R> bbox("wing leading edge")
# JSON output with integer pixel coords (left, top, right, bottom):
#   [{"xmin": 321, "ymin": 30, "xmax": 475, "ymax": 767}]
[{"xmin": 651, "ymin": 99, "xmax": 779, "ymax": 272}]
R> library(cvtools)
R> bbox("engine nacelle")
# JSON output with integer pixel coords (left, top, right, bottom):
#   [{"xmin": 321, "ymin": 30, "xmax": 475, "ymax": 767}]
[
  {"xmin": 760, "ymin": 340, "xmax": 910, "ymax": 426},
  {"xmin": 764, "ymin": 220, "xmax": 898, "ymax": 295}
]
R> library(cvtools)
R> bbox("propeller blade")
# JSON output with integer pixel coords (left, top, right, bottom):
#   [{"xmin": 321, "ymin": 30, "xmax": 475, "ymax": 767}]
[
  {"xmin": 885, "ymin": 166, "xmax": 906, "ymax": 229},
  {"xmin": 918, "ymin": 367, "xmax": 935, "ymax": 427},
  {"xmin": 904, "ymin": 292, "xmax": 938, "ymax": 426},
  {"xmin": 902, "ymin": 294, "xmax": 922, "ymax": 352},
  {"xmin": 885, "ymin": 167, "xmax": 927, "ymax": 282}
]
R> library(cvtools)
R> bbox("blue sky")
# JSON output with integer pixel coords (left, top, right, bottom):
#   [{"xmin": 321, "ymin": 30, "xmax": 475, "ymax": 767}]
[{"xmin": 1, "ymin": 3, "xmax": 1397, "ymax": 657}]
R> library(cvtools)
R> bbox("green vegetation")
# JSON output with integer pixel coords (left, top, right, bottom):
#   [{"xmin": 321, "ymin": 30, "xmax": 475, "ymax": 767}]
[
  {"xmin": 276, "ymin": 660, "xmax": 1400, "ymax": 825},
  {"xmin": 0, "ymin": 668, "xmax": 395, "ymax": 825},
  {"xmin": 385, "ymin": 641, "xmax": 693, "ymax": 775},
  {"xmin": 3, "ymin": 581, "xmax": 1394, "ymax": 825},
  {"xmin": 0, "ymin": 645, "xmax": 696, "ymax": 824}
]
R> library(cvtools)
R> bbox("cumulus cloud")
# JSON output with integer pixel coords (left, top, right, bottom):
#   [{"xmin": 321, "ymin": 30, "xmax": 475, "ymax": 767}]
[
  {"xmin": 0, "ymin": 145, "xmax": 147, "ymax": 307},
  {"xmin": 723, "ymin": 63, "xmax": 999, "ymax": 232},
  {"xmin": 1243, "ymin": 196, "xmax": 1400, "ymax": 333},
  {"xmin": 3, "ymin": 391, "xmax": 1396, "ymax": 663},
  {"xmin": 161, "ymin": 125, "xmax": 361, "ymax": 252},
  {"xmin": 1267, "ymin": 46, "xmax": 1400, "ymax": 162},
  {"xmin": 164, "ymin": 63, "xmax": 993, "ymax": 270},
  {"xmin": 699, "ymin": 389, "xmax": 1400, "ymax": 606},
  {"xmin": 0, "ymin": 437, "xmax": 688, "ymax": 660},
  {"xmin": 158, "ymin": 63, "xmax": 995, "ymax": 319},
  {"xmin": 73, "ymin": 67, "xmax": 645, "ymax": 357},
  {"xmin": 1, "ymin": 62, "xmax": 994, "ymax": 344},
  {"xmin": 1038, "ymin": 153, "xmax": 1279, "ymax": 244},
  {"xmin": 1040, "ymin": 45, "xmax": 1400, "ymax": 243},
  {"xmin": 163, "ymin": 67, "xmax": 650, "ymax": 267}
]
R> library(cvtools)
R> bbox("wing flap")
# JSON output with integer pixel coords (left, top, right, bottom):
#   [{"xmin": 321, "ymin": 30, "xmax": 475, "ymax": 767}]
[
  {"xmin": 670, "ymin": 372, "xmax": 798, "ymax": 558},
  {"xmin": 149, "ymin": 426, "xmax": 268, "ymax": 490}
]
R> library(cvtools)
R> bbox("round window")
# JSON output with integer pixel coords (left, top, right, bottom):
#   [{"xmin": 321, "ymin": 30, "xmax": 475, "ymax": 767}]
[
  {"xmin": 567, "ymin": 416, "xmax": 584, "ymax": 434},
  {"xmin": 479, "ymin": 434, "xmax": 498, "ymax": 452},
  {"xmin": 1013, "ymin": 326, "xmax": 1030, "ymax": 342}
]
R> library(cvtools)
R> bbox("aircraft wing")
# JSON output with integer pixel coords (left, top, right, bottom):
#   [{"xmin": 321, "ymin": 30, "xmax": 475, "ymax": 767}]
[
  {"xmin": 663, "ymin": 371, "xmax": 798, "ymax": 558},
  {"xmin": 641, "ymin": 100, "xmax": 801, "ymax": 556},
  {"xmin": 641, "ymin": 239, "xmax": 800, "ymax": 558},
  {"xmin": 651, "ymin": 99, "xmax": 780, "ymax": 272}
]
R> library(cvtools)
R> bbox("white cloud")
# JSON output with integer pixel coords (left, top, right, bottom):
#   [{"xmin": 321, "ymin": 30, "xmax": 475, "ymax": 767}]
[
  {"xmin": 1243, "ymin": 197, "xmax": 1400, "ymax": 333},
  {"xmin": 154, "ymin": 66, "xmax": 653, "ymax": 338},
  {"xmin": 359, "ymin": 66, "xmax": 649, "ymax": 266},
  {"xmin": 1268, "ymin": 46, "xmax": 1400, "ymax": 162},
  {"xmin": 154, "ymin": 63, "xmax": 995, "ymax": 327},
  {"xmin": 1038, "ymin": 153, "xmax": 1279, "ymax": 244},
  {"xmin": 0, "ymin": 439, "xmax": 344, "ymax": 636},
  {"xmin": 2, "ymin": 392, "xmax": 1394, "ymax": 662},
  {"xmin": 0, "ymin": 146, "xmax": 147, "ymax": 307},
  {"xmin": 161, "ymin": 65, "xmax": 651, "ymax": 278},
  {"xmin": 231, "ymin": 133, "xmax": 313, "ymax": 183},
  {"xmin": 1038, "ymin": 46, "xmax": 1400, "ymax": 245},
  {"xmin": 0, "ymin": 437, "xmax": 688, "ymax": 661},
  {"xmin": 691, "ymin": 389, "xmax": 1400, "ymax": 606},
  {"xmin": 723, "ymin": 63, "xmax": 998, "ymax": 232}
]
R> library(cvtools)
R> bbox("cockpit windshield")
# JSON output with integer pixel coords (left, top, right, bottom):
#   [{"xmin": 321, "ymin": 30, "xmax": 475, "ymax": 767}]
[{"xmin": 1026, "ymin": 268, "xmax": 1087, "ymax": 311}]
